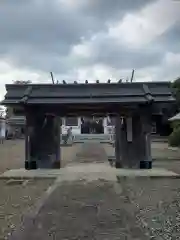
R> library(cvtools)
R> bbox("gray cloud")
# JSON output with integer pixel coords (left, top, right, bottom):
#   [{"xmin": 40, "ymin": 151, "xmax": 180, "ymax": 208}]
[
  {"xmin": 79, "ymin": 0, "xmax": 155, "ymax": 22},
  {"xmin": 155, "ymin": 23, "xmax": 180, "ymax": 53},
  {"xmin": 0, "ymin": 0, "xmax": 178, "ymax": 81},
  {"xmin": 78, "ymin": 36, "xmax": 164, "ymax": 69},
  {"xmin": 0, "ymin": 0, "xmax": 105, "ymax": 72}
]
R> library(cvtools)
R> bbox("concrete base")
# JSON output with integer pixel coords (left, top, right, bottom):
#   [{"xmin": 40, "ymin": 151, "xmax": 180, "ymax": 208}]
[
  {"xmin": 60, "ymin": 143, "xmax": 73, "ymax": 147},
  {"xmin": 108, "ymin": 156, "xmax": 153, "ymax": 169},
  {"xmin": 25, "ymin": 160, "xmax": 61, "ymax": 170},
  {"xmin": 115, "ymin": 162, "xmax": 122, "ymax": 169},
  {"xmin": 140, "ymin": 161, "xmax": 152, "ymax": 169},
  {"xmin": 25, "ymin": 161, "xmax": 37, "ymax": 170},
  {"xmin": 0, "ymin": 163, "xmax": 179, "ymax": 180}
]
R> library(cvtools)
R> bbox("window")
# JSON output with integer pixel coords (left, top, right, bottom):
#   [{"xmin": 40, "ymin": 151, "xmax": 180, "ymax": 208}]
[{"xmin": 65, "ymin": 117, "xmax": 78, "ymax": 126}]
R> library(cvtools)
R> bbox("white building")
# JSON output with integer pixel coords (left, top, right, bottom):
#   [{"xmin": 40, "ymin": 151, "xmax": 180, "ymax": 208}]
[
  {"xmin": 0, "ymin": 117, "xmax": 6, "ymax": 138},
  {"xmin": 61, "ymin": 116, "xmax": 158, "ymax": 137},
  {"xmin": 61, "ymin": 116, "xmax": 114, "ymax": 135}
]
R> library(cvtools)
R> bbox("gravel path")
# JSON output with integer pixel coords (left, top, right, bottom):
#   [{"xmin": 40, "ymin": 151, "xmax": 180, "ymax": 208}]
[
  {"xmin": 1, "ymin": 141, "xmax": 180, "ymax": 239},
  {"xmin": 9, "ymin": 177, "xmax": 180, "ymax": 239},
  {"xmin": 121, "ymin": 178, "xmax": 180, "ymax": 239},
  {"xmin": 0, "ymin": 179, "xmax": 54, "ymax": 239},
  {"xmin": 0, "ymin": 141, "xmax": 80, "ymax": 239},
  {"xmin": 11, "ymin": 176, "xmax": 180, "ymax": 239},
  {"xmin": 9, "ymin": 180, "xmax": 149, "ymax": 240}
]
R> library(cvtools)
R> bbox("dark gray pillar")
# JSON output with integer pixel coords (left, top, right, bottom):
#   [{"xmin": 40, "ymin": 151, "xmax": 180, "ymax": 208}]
[
  {"xmin": 114, "ymin": 116, "xmax": 122, "ymax": 168},
  {"xmin": 54, "ymin": 117, "xmax": 61, "ymax": 168},
  {"xmin": 114, "ymin": 114, "xmax": 152, "ymax": 169},
  {"xmin": 25, "ymin": 112, "xmax": 37, "ymax": 170},
  {"xmin": 139, "ymin": 115, "xmax": 152, "ymax": 169},
  {"xmin": 25, "ymin": 117, "xmax": 29, "ymax": 169},
  {"xmin": 25, "ymin": 112, "xmax": 61, "ymax": 170}
]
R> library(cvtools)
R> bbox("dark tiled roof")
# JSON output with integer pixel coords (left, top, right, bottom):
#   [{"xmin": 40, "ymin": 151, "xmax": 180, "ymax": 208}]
[{"xmin": 1, "ymin": 82, "xmax": 175, "ymax": 106}]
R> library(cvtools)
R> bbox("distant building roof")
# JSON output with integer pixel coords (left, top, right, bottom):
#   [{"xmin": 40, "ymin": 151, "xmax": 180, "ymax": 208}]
[{"xmin": 7, "ymin": 116, "xmax": 25, "ymax": 125}]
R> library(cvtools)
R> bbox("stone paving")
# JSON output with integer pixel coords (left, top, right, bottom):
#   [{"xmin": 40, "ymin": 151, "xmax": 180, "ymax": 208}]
[{"xmin": 74, "ymin": 142, "xmax": 107, "ymax": 164}]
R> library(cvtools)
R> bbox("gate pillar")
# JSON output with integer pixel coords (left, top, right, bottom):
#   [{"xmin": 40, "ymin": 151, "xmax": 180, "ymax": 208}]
[
  {"xmin": 114, "ymin": 113, "xmax": 152, "ymax": 169},
  {"xmin": 25, "ymin": 111, "xmax": 61, "ymax": 170}
]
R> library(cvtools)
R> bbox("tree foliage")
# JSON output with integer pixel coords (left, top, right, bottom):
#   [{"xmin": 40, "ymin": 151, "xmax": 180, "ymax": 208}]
[
  {"xmin": 169, "ymin": 125, "xmax": 180, "ymax": 147},
  {"xmin": 171, "ymin": 77, "xmax": 180, "ymax": 107},
  {"xmin": 169, "ymin": 77, "xmax": 180, "ymax": 146}
]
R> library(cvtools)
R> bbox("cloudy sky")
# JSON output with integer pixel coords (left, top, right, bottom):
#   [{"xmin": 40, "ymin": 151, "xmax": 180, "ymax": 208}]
[{"xmin": 0, "ymin": 0, "xmax": 180, "ymax": 100}]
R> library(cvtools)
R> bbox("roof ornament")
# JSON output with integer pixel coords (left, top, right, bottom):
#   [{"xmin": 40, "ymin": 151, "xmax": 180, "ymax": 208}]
[
  {"xmin": 19, "ymin": 86, "xmax": 33, "ymax": 104},
  {"xmin": 143, "ymin": 84, "xmax": 154, "ymax": 102},
  {"xmin": 50, "ymin": 72, "xmax": 55, "ymax": 84},
  {"xmin": 130, "ymin": 69, "xmax": 135, "ymax": 83}
]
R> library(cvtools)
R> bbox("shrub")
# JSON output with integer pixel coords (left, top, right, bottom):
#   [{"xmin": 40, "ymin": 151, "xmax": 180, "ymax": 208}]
[{"xmin": 169, "ymin": 126, "xmax": 180, "ymax": 147}]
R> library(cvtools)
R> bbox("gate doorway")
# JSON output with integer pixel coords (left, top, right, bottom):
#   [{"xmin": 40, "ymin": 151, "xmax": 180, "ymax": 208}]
[{"xmin": 81, "ymin": 117, "xmax": 104, "ymax": 134}]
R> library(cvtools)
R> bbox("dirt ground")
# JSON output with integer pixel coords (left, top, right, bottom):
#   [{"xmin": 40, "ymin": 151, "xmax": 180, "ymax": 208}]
[
  {"xmin": 0, "ymin": 140, "xmax": 81, "ymax": 239},
  {"xmin": 11, "ymin": 178, "xmax": 180, "ymax": 239},
  {"xmin": 103, "ymin": 142, "xmax": 180, "ymax": 174},
  {"xmin": 1, "ymin": 140, "xmax": 180, "ymax": 239},
  {"xmin": 0, "ymin": 179, "xmax": 54, "ymax": 239},
  {"xmin": 0, "ymin": 140, "xmax": 81, "ymax": 174},
  {"xmin": 14, "ymin": 180, "xmax": 148, "ymax": 239},
  {"xmin": 1, "ymin": 140, "xmax": 180, "ymax": 174}
]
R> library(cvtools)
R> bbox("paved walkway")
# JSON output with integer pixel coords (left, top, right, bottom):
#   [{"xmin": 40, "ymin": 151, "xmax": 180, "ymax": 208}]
[{"xmin": 74, "ymin": 142, "xmax": 107, "ymax": 164}]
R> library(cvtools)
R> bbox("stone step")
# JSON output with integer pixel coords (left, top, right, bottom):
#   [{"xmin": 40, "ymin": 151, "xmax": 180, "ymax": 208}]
[{"xmin": 73, "ymin": 134, "xmax": 113, "ymax": 143}]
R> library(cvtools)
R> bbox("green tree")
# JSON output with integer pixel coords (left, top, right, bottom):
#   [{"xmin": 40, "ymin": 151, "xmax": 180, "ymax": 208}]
[
  {"xmin": 171, "ymin": 77, "xmax": 180, "ymax": 107},
  {"xmin": 169, "ymin": 77, "xmax": 180, "ymax": 146}
]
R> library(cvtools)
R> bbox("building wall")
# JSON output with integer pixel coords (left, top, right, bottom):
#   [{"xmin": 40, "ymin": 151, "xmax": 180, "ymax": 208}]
[
  {"xmin": 61, "ymin": 116, "xmax": 171, "ymax": 136},
  {"xmin": 5, "ymin": 115, "xmax": 171, "ymax": 137},
  {"xmin": 61, "ymin": 117, "xmax": 114, "ymax": 135}
]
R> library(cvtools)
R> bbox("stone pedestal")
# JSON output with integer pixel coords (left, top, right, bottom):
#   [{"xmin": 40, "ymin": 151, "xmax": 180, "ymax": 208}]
[
  {"xmin": 115, "ymin": 114, "xmax": 152, "ymax": 169},
  {"xmin": 25, "ymin": 112, "xmax": 61, "ymax": 170}
]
